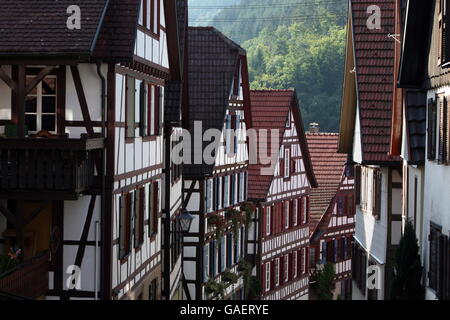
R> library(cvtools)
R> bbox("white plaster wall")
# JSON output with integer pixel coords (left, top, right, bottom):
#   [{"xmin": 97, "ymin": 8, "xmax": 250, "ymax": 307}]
[
  {"xmin": 0, "ymin": 65, "xmax": 11, "ymax": 124},
  {"xmin": 406, "ymin": 165, "xmax": 424, "ymax": 245},
  {"xmin": 352, "ymin": 103, "xmax": 363, "ymax": 164},
  {"xmin": 354, "ymin": 166, "xmax": 389, "ymax": 264},
  {"xmin": 65, "ymin": 64, "xmax": 106, "ymax": 138}
]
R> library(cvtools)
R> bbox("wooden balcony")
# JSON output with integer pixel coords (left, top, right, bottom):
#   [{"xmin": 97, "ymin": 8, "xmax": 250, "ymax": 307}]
[
  {"xmin": 0, "ymin": 137, "xmax": 104, "ymax": 200},
  {"xmin": 0, "ymin": 251, "xmax": 49, "ymax": 300}
]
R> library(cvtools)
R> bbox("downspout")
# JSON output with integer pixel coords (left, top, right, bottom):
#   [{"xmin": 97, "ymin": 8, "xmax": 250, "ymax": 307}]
[{"xmin": 96, "ymin": 62, "xmax": 107, "ymax": 300}]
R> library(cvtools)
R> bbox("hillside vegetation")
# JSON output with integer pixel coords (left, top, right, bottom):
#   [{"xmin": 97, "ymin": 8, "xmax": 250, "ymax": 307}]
[{"xmin": 189, "ymin": 0, "xmax": 348, "ymax": 132}]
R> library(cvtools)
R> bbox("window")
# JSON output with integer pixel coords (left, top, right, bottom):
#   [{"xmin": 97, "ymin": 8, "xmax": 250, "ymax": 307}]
[
  {"xmin": 223, "ymin": 176, "xmax": 229, "ymax": 208},
  {"xmin": 225, "ymin": 115, "xmax": 232, "ymax": 155},
  {"xmin": 355, "ymin": 165, "xmax": 361, "ymax": 205},
  {"xmin": 141, "ymin": 0, "xmax": 160, "ymax": 35},
  {"xmin": 218, "ymin": 177, "xmax": 222, "ymax": 210},
  {"xmin": 438, "ymin": 0, "xmax": 450, "ymax": 66},
  {"xmin": 284, "ymin": 201, "xmax": 289, "ymax": 230},
  {"xmin": 352, "ymin": 242, "xmax": 367, "ymax": 292},
  {"xmin": 209, "ymin": 241, "xmax": 216, "ymax": 277},
  {"xmin": 438, "ymin": 94, "xmax": 450, "ymax": 164},
  {"xmin": 232, "ymin": 59, "xmax": 241, "ymax": 97},
  {"xmin": 284, "ymin": 148, "xmax": 290, "ymax": 178},
  {"xmin": 428, "ymin": 98, "xmax": 438, "ymax": 160},
  {"xmin": 265, "ymin": 206, "xmax": 271, "ymax": 236},
  {"xmin": 126, "ymin": 76, "xmax": 136, "ymax": 138},
  {"xmin": 292, "ymin": 199, "xmax": 298, "ymax": 227},
  {"xmin": 134, "ymin": 188, "xmax": 145, "ymax": 248},
  {"xmin": 148, "ymin": 279, "xmax": 157, "ymax": 300},
  {"xmin": 372, "ymin": 170, "xmax": 382, "ymax": 219},
  {"xmin": 119, "ymin": 193, "xmax": 133, "ymax": 259},
  {"xmin": 302, "ymin": 196, "xmax": 308, "ymax": 224},
  {"xmin": 25, "ymin": 74, "xmax": 57, "ymax": 133},
  {"xmin": 234, "ymin": 115, "xmax": 240, "ymax": 154},
  {"xmin": 429, "ymin": 224, "xmax": 450, "ymax": 299},
  {"xmin": 265, "ymin": 262, "xmax": 271, "ymax": 292},
  {"xmin": 206, "ymin": 179, "xmax": 212, "ymax": 212},
  {"xmin": 274, "ymin": 258, "xmax": 280, "ymax": 287},
  {"xmin": 148, "ymin": 182, "xmax": 159, "ymax": 236},
  {"xmin": 234, "ymin": 229, "xmax": 240, "ymax": 263},
  {"xmin": 361, "ymin": 167, "xmax": 367, "ymax": 211},
  {"xmin": 239, "ymin": 173, "xmax": 245, "ymax": 202},
  {"xmin": 292, "ymin": 252, "xmax": 297, "ymax": 278},
  {"xmin": 219, "ymin": 237, "xmax": 225, "ymax": 272},
  {"xmin": 226, "ymin": 233, "xmax": 232, "ymax": 268},
  {"xmin": 301, "ymin": 247, "xmax": 307, "ymax": 275},
  {"xmin": 284, "ymin": 254, "xmax": 289, "ymax": 282},
  {"xmin": 203, "ymin": 244, "xmax": 209, "ymax": 282}
]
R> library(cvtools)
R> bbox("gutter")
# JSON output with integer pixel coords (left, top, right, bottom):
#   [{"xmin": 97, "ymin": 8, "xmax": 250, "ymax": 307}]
[
  {"xmin": 90, "ymin": 0, "xmax": 111, "ymax": 55},
  {"xmin": 96, "ymin": 61, "xmax": 108, "ymax": 299}
]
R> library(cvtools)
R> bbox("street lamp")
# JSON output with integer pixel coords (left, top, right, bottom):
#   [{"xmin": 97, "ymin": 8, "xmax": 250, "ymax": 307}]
[{"xmin": 178, "ymin": 209, "xmax": 194, "ymax": 233}]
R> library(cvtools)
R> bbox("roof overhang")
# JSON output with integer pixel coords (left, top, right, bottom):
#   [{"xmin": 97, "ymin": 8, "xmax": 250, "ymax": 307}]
[
  {"xmin": 398, "ymin": 0, "xmax": 433, "ymax": 89},
  {"xmin": 338, "ymin": 9, "xmax": 358, "ymax": 154}
]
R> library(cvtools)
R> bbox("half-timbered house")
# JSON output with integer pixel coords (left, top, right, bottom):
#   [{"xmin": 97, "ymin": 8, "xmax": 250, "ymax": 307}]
[
  {"xmin": 247, "ymin": 90, "xmax": 317, "ymax": 301},
  {"xmin": 396, "ymin": 0, "xmax": 450, "ymax": 300},
  {"xmin": 161, "ymin": 0, "xmax": 188, "ymax": 301},
  {"xmin": 307, "ymin": 131, "xmax": 355, "ymax": 300},
  {"xmin": 0, "ymin": 0, "xmax": 183, "ymax": 300},
  {"xmin": 181, "ymin": 26, "xmax": 252, "ymax": 300},
  {"xmin": 338, "ymin": 0, "xmax": 403, "ymax": 300}
]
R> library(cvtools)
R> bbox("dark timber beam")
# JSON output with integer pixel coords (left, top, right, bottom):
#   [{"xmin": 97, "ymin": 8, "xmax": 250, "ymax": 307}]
[
  {"xmin": 70, "ymin": 66, "xmax": 94, "ymax": 137},
  {"xmin": 182, "ymin": 181, "xmax": 196, "ymax": 208},
  {"xmin": 17, "ymin": 65, "xmax": 26, "ymax": 138},
  {"xmin": 25, "ymin": 66, "xmax": 56, "ymax": 95},
  {"xmin": 0, "ymin": 66, "xmax": 17, "ymax": 92},
  {"xmin": 73, "ymin": 195, "xmax": 96, "ymax": 270}
]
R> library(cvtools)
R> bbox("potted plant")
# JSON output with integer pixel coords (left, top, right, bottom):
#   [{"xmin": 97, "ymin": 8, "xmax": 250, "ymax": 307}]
[
  {"xmin": 208, "ymin": 213, "xmax": 225, "ymax": 239},
  {"xmin": 222, "ymin": 270, "xmax": 239, "ymax": 284}
]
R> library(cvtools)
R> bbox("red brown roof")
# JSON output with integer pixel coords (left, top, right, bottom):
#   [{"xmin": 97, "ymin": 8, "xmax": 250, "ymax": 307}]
[
  {"xmin": 248, "ymin": 89, "xmax": 317, "ymax": 201},
  {"xmin": 306, "ymin": 133, "xmax": 347, "ymax": 233},
  {"xmin": 350, "ymin": 0, "xmax": 401, "ymax": 163}
]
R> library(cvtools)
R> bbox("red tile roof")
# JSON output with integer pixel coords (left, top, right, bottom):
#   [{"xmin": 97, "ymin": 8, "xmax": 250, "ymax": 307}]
[
  {"xmin": 351, "ymin": 0, "xmax": 401, "ymax": 163},
  {"xmin": 306, "ymin": 133, "xmax": 347, "ymax": 233},
  {"xmin": 248, "ymin": 89, "xmax": 317, "ymax": 201}
]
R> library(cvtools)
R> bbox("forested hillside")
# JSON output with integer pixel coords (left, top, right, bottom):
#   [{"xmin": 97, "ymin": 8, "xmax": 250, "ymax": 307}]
[
  {"xmin": 188, "ymin": 0, "xmax": 348, "ymax": 132},
  {"xmin": 188, "ymin": 0, "xmax": 240, "ymax": 25}
]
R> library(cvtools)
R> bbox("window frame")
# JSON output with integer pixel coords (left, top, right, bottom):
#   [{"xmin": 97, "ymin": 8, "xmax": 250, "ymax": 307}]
[{"xmin": 25, "ymin": 74, "xmax": 57, "ymax": 134}]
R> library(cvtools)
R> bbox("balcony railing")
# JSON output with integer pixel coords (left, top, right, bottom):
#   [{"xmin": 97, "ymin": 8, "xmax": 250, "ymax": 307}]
[
  {"xmin": 0, "ymin": 251, "xmax": 50, "ymax": 300},
  {"xmin": 0, "ymin": 137, "xmax": 104, "ymax": 200}
]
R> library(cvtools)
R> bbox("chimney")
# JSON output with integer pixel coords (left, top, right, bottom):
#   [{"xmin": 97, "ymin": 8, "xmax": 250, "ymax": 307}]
[{"xmin": 309, "ymin": 122, "xmax": 320, "ymax": 133}]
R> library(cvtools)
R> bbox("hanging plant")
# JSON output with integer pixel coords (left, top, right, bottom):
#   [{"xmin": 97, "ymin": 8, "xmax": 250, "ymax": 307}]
[
  {"xmin": 205, "ymin": 278, "xmax": 226, "ymax": 299},
  {"xmin": 209, "ymin": 213, "xmax": 225, "ymax": 239},
  {"xmin": 222, "ymin": 270, "xmax": 239, "ymax": 285},
  {"xmin": 240, "ymin": 202, "xmax": 256, "ymax": 225},
  {"xmin": 237, "ymin": 258, "xmax": 254, "ymax": 299},
  {"xmin": 226, "ymin": 209, "xmax": 244, "ymax": 244}
]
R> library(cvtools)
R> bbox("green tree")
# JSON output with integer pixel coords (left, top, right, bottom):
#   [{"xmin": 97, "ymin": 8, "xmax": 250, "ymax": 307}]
[
  {"xmin": 317, "ymin": 263, "xmax": 336, "ymax": 300},
  {"xmin": 390, "ymin": 222, "xmax": 425, "ymax": 300}
]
